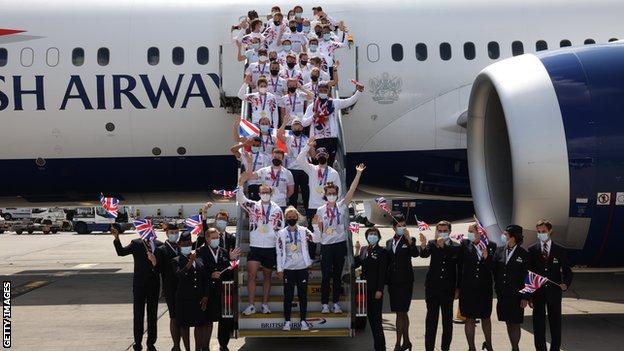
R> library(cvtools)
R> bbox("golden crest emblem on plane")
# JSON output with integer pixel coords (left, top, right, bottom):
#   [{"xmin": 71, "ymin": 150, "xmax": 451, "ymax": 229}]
[{"xmin": 369, "ymin": 72, "xmax": 402, "ymax": 104}]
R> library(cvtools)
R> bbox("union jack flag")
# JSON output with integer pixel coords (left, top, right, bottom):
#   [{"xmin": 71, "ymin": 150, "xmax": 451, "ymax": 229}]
[
  {"xmin": 375, "ymin": 197, "xmax": 391, "ymax": 213},
  {"xmin": 229, "ymin": 259, "xmax": 239, "ymax": 270},
  {"xmin": 185, "ymin": 214, "xmax": 203, "ymax": 236},
  {"xmin": 417, "ymin": 220, "xmax": 430, "ymax": 231},
  {"xmin": 474, "ymin": 216, "xmax": 490, "ymax": 250},
  {"xmin": 349, "ymin": 222, "xmax": 360, "ymax": 234},
  {"xmin": 213, "ymin": 189, "xmax": 238, "ymax": 199},
  {"xmin": 134, "ymin": 218, "xmax": 156, "ymax": 241},
  {"xmin": 519, "ymin": 271, "xmax": 549, "ymax": 294},
  {"xmin": 239, "ymin": 119, "xmax": 287, "ymax": 152},
  {"xmin": 99, "ymin": 194, "xmax": 119, "ymax": 218}
]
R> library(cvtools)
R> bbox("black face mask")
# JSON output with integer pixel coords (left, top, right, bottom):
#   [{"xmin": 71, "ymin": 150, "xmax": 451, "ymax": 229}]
[
  {"xmin": 286, "ymin": 218, "xmax": 298, "ymax": 227},
  {"xmin": 272, "ymin": 158, "xmax": 282, "ymax": 166},
  {"xmin": 315, "ymin": 31, "xmax": 322, "ymax": 37},
  {"xmin": 292, "ymin": 130, "xmax": 303, "ymax": 136},
  {"xmin": 287, "ymin": 62, "xmax": 296, "ymax": 69},
  {"xmin": 300, "ymin": 60, "xmax": 308, "ymax": 66},
  {"xmin": 269, "ymin": 57, "xmax": 277, "ymax": 62},
  {"xmin": 288, "ymin": 86, "xmax": 297, "ymax": 93},
  {"xmin": 311, "ymin": 75, "xmax": 319, "ymax": 82},
  {"xmin": 270, "ymin": 69, "xmax": 279, "ymax": 76},
  {"xmin": 317, "ymin": 156, "xmax": 327, "ymax": 164},
  {"xmin": 289, "ymin": 26, "xmax": 297, "ymax": 32},
  {"xmin": 274, "ymin": 20, "xmax": 281, "ymax": 26}
]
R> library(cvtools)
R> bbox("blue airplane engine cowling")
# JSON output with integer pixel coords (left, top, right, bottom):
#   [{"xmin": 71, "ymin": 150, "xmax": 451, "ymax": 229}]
[{"xmin": 467, "ymin": 43, "xmax": 624, "ymax": 267}]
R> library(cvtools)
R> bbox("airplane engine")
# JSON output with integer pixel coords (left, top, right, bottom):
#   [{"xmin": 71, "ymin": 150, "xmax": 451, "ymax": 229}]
[{"xmin": 467, "ymin": 43, "xmax": 624, "ymax": 266}]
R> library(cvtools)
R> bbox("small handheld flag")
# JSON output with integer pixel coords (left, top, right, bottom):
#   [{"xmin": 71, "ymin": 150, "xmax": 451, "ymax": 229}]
[
  {"xmin": 185, "ymin": 214, "xmax": 203, "ymax": 236},
  {"xmin": 134, "ymin": 218, "xmax": 156, "ymax": 241},
  {"xmin": 99, "ymin": 194, "xmax": 119, "ymax": 218},
  {"xmin": 350, "ymin": 79, "xmax": 361, "ymax": 86},
  {"xmin": 474, "ymin": 215, "xmax": 490, "ymax": 251},
  {"xmin": 417, "ymin": 220, "xmax": 430, "ymax": 231},
  {"xmin": 520, "ymin": 271, "xmax": 550, "ymax": 294},
  {"xmin": 220, "ymin": 259, "xmax": 240, "ymax": 274},
  {"xmin": 374, "ymin": 197, "xmax": 391, "ymax": 213},
  {"xmin": 349, "ymin": 222, "xmax": 360, "ymax": 235},
  {"xmin": 213, "ymin": 189, "xmax": 238, "ymax": 199}
]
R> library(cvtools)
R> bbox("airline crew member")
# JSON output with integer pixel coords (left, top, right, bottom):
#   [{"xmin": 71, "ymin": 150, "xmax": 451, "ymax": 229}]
[
  {"xmin": 457, "ymin": 224, "xmax": 497, "ymax": 351},
  {"xmin": 419, "ymin": 221, "xmax": 461, "ymax": 351},
  {"xmin": 276, "ymin": 206, "xmax": 314, "ymax": 331},
  {"xmin": 236, "ymin": 178, "xmax": 284, "ymax": 315},
  {"xmin": 246, "ymin": 147, "xmax": 295, "ymax": 211},
  {"xmin": 198, "ymin": 228, "xmax": 238, "ymax": 351},
  {"xmin": 302, "ymin": 82, "xmax": 364, "ymax": 166},
  {"xmin": 354, "ymin": 227, "xmax": 388, "ymax": 351},
  {"xmin": 198, "ymin": 204, "xmax": 236, "ymax": 253},
  {"xmin": 528, "ymin": 219, "xmax": 573, "ymax": 351},
  {"xmin": 172, "ymin": 232, "xmax": 209, "ymax": 351},
  {"xmin": 311, "ymin": 163, "xmax": 366, "ymax": 313},
  {"xmin": 112, "ymin": 223, "xmax": 161, "ymax": 351},
  {"xmin": 493, "ymin": 225, "xmax": 530, "ymax": 351},
  {"xmin": 385, "ymin": 213, "xmax": 419, "ymax": 351},
  {"xmin": 277, "ymin": 118, "xmax": 311, "ymax": 211},
  {"xmin": 155, "ymin": 223, "xmax": 182, "ymax": 351}
]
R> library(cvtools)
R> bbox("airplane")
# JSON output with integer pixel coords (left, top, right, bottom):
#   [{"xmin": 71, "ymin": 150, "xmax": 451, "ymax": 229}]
[{"xmin": 1, "ymin": 0, "xmax": 623, "ymax": 265}]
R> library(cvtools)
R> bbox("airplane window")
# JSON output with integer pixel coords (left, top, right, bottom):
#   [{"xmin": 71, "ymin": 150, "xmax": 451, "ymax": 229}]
[
  {"xmin": 72, "ymin": 48, "xmax": 84, "ymax": 66},
  {"xmin": 366, "ymin": 43, "xmax": 379, "ymax": 62},
  {"xmin": 97, "ymin": 48, "xmax": 110, "ymax": 66},
  {"xmin": 512, "ymin": 41, "xmax": 524, "ymax": 56},
  {"xmin": 148, "ymin": 47, "xmax": 159, "ymax": 65},
  {"xmin": 391, "ymin": 43, "xmax": 403, "ymax": 62},
  {"xmin": 463, "ymin": 42, "xmax": 476, "ymax": 60},
  {"xmin": 536, "ymin": 40, "xmax": 548, "ymax": 51},
  {"xmin": 488, "ymin": 42, "xmax": 500, "ymax": 59},
  {"xmin": 46, "ymin": 47, "xmax": 59, "ymax": 67},
  {"xmin": 172, "ymin": 47, "xmax": 184, "ymax": 65},
  {"xmin": 20, "ymin": 47, "xmax": 34, "ymax": 67},
  {"xmin": 197, "ymin": 46, "xmax": 209, "ymax": 64},
  {"xmin": 415, "ymin": 43, "xmax": 427, "ymax": 61},
  {"xmin": 584, "ymin": 39, "xmax": 596, "ymax": 45},
  {"xmin": 0, "ymin": 48, "xmax": 7, "ymax": 67},
  {"xmin": 609, "ymin": 38, "xmax": 619, "ymax": 42},
  {"xmin": 560, "ymin": 40, "xmax": 572, "ymax": 47},
  {"xmin": 439, "ymin": 42, "xmax": 451, "ymax": 61}
]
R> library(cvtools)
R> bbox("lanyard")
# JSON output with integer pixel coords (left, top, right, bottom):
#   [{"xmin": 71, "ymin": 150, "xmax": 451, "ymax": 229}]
[
  {"xmin": 392, "ymin": 237, "xmax": 401, "ymax": 253},
  {"xmin": 166, "ymin": 241, "xmax": 177, "ymax": 255},
  {"xmin": 288, "ymin": 228, "xmax": 299, "ymax": 244},
  {"xmin": 210, "ymin": 247, "xmax": 219, "ymax": 263},
  {"xmin": 270, "ymin": 167, "xmax": 282, "ymax": 187},
  {"xmin": 261, "ymin": 203, "xmax": 272, "ymax": 225},
  {"xmin": 260, "ymin": 94, "xmax": 267, "ymax": 111},
  {"xmin": 311, "ymin": 83, "xmax": 318, "ymax": 95},
  {"xmin": 271, "ymin": 76, "xmax": 278, "ymax": 92},
  {"xmin": 317, "ymin": 166, "xmax": 329, "ymax": 186},
  {"xmin": 293, "ymin": 136, "xmax": 304, "ymax": 154},
  {"xmin": 262, "ymin": 134, "xmax": 274, "ymax": 151},
  {"xmin": 289, "ymin": 93, "xmax": 297, "ymax": 112},
  {"xmin": 326, "ymin": 205, "xmax": 340, "ymax": 226},
  {"xmin": 252, "ymin": 153, "xmax": 260, "ymax": 170},
  {"xmin": 259, "ymin": 63, "xmax": 267, "ymax": 75}
]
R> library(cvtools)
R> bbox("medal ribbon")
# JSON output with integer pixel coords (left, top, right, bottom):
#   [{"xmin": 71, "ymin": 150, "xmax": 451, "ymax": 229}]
[
  {"xmin": 288, "ymin": 228, "xmax": 298, "ymax": 244},
  {"xmin": 270, "ymin": 167, "xmax": 282, "ymax": 187},
  {"xmin": 317, "ymin": 166, "xmax": 329, "ymax": 186},
  {"xmin": 326, "ymin": 205, "xmax": 340, "ymax": 226},
  {"xmin": 261, "ymin": 203, "xmax": 272, "ymax": 225},
  {"xmin": 289, "ymin": 93, "xmax": 297, "ymax": 112}
]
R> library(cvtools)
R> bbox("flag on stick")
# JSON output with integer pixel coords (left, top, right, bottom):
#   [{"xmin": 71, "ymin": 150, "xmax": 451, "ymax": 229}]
[
  {"xmin": 99, "ymin": 194, "xmax": 119, "ymax": 218},
  {"xmin": 220, "ymin": 259, "xmax": 240, "ymax": 274},
  {"xmin": 519, "ymin": 271, "xmax": 550, "ymax": 294},
  {"xmin": 349, "ymin": 222, "xmax": 360, "ymax": 235},
  {"xmin": 213, "ymin": 189, "xmax": 238, "ymax": 199},
  {"xmin": 133, "ymin": 218, "xmax": 156, "ymax": 241},
  {"xmin": 185, "ymin": 214, "xmax": 203, "ymax": 236}
]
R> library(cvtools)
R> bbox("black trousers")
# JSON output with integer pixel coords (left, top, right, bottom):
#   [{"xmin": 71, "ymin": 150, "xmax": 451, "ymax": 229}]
[
  {"xmin": 367, "ymin": 290, "xmax": 386, "ymax": 351},
  {"xmin": 425, "ymin": 290, "xmax": 454, "ymax": 351},
  {"xmin": 306, "ymin": 208, "xmax": 318, "ymax": 259},
  {"xmin": 284, "ymin": 268, "xmax": 309, "ymax": 321},
  {"xmin": 315, "ymin": 137, "xmax": 338, "ymax": 167},
  {"xmin": 533, "ymin": 289, "xmax": 563, "ymax": 351},
  {"xmin": 218, "ymin": 318, "xmax": 233, "ymax": 347},
  {"xmin": 132, "ymin": 281, "xmax": 160, "ymax": 350},
  {"xmin": 320, "ymin": 241, "xmax": 347, "ymax": 305},
  {"xmin": 288, "ymin": 169, "xmax": 310, "ymax": 210}
]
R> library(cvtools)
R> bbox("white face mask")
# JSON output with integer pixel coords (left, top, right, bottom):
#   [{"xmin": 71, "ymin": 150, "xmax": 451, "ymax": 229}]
[
  {"xmin": 259, "ymin": 55, "xmax": 268, "ymax": 62},
  {"xmin": 537, "ymin": 233, "xmax": 550, "ymax": 242},
  {"xmin": 260, "ymin": 193, "xmax": 271, "ymax": 202},
  {"xmin": 258, "ymin": 87, "xmax": 267, "ymax": 94},
  {"xmin": 326, "ymin": 195, "xmax": 338, "ymax": 203},
  {"xmin": 180, "ymin": 246, "xmax": 192, "ymax": 256},
  {"xmin": 167, "ymin": 232, "xmax": 180, "ymax": 243}
]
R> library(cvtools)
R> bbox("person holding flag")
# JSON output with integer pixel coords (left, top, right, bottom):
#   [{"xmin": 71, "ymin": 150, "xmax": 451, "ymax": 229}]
[
  {"xmin": 111, "ymin": 222, "xmax": 161, "ymax": 351},
  {"xmin": 493, "ymin": 224, "xmax": 530, "ymax": 351},
  {"xmin": 311, "ymin": 163, "xmax": 366, "ymax": 314},
  {"xmin": 231, "ymin": 134, "xmax": 270, "ymax": 201},
  {"xmin": 245, "ymin": 147, "xmax": 295, "ymax": 212},
  {"xmin": 385, "ymin": 213, "xmax": 419, "ymax": 351},
  {"xmin": 457, "ymin": 224, "xmax": 497, "ymax": 351},
  {"xmin": 527, "ymin": 219, "xmax": 573, "ymax": 351},
  {"xmin": 154, "ymin": 223, "xmax": 182, "ymax": 351}
]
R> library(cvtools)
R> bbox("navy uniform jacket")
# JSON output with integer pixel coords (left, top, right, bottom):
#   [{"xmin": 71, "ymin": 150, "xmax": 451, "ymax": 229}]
[
  {"xmin": 493, "ymin": 245, "xmax": 529, "ymax": 298},
  {"xmin": 355, "ymin": 245, "xmax": 388, "ymax": 293},
  {"xmin": 196, "ymin": 221, "xmax": 237, "ymax": 251},
  {"xmin": 172, "ymin": 255, "xmax": 210, "ymax": 301},
  {"xmin": 420, "ymin": 239, "xmax": 461, "ymax": 293},
  {"xmin": 527, "ymin": 241, "xmax": 573, "ymax": 295},
  {"xmin": 198, "ymin": 246, "xmax": 234, "ymax": 282},
  {"xmin": 155, "ymin": 241, "xmax": 179, "ymax": 298},
  {"xmin": 457, "ymin": 240, "xmax": 497, "ymax": 291},
  {"xmin": 385, "ymin": 236, "xmax": 419, "ymax": 284},
  {"xmin": 114, "ymin": 238, "xmax": 163, "ymax": 287}
]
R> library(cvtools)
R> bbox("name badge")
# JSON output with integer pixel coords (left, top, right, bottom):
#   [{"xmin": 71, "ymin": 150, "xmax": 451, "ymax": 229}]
[
  {"xmin": 553, "ymin": 258, "xmax": 559, "ymax": 264},
  {"xmin": 401, "ymin": 244, "xmax": 408, "ymax": 248},
  {"xmin": 516, "ymin": 257, "xmax": 523, "ymax": 263}
]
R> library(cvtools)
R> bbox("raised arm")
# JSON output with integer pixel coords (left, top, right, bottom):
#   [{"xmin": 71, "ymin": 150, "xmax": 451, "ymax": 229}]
[
  {"xmin": 236, "ymin": 41, "xmax": 246, "ymax": 62},
  {"xmin": 237, "ymin": 81, "xmax": 250, "ymax": 101},
  {"xmin": 333, "ymin": 87, "xmax": 363, "ymax": 110},
  {"xmin": 232, "ymin": 117, "xmax": 245, "ymax": 143},
  {"xmin": 298, "ymin": 82, "xmax": 314, "ymax": 100},
  {"xmin": 113, "ymin": 238, "xmax": 134, "ymax": 256},
  {"xmin": 343, "ymin": 163, "xmax": 365, "ymax": 204},
  {"xmin": 296, "ymin": 138, "xmax": 317, "ymax": 175},
  {"xmin": 277, "ymin": 119, "xmax": 288, "ymax": 143}
]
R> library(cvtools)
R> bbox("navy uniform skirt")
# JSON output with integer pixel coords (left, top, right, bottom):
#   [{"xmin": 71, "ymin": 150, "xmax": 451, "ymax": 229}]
[{"xmin": 388, "ymin": 282, "xmax": 413, "ymax": 312}]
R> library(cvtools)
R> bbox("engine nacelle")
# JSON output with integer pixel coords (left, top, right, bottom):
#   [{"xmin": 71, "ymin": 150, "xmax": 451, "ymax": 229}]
[{"xmin": 467, "ymin": 43, "xmax": 624, "ymax": 266}]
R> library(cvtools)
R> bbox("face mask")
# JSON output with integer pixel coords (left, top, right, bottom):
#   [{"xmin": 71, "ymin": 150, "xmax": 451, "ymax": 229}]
[
  {"xmin": 260, "ymin": 193, "xmax": 271, "ymax": 202},
  {"xmin": 395, "ymin": 227, "xmax": 405, "ymax": 236},
  {"xmin": 286, "ymin": 61, "xmax": 296, "ymax": 68},
  {"xmin": 309, "ymin": 44, "xmax": 318, "ymax": 52},
  {"xmin": 270, "ymin": 69, "xmax": 279, "ymax": 76},
  {"xmin": 292, "ymin": 129, "xmax": 303, "ymax": 136},
  {"xmin": 274, "ymin": 20, "xmax": 281, "ymax": 26},
  {"xmin": 251, "ymin": 43, "xmax": 260, "ymax": 50},
  {"xmin": 367, "ymin": 234, "xmax": 379, "ymax": 245},
  {"xmin": 258, "ymin": 87, "xmax": 267, "ymax": 94},
  {"xmin": 315, "ymin": 31, "xmax": 322, "ymax": 37},
  {"xmin": 259, "ymin": 55, "xmax": 268, "ymax": 62},
  {"xmin": 283, "ymin": 45, "xmax": 292, "ymax": 52},
  {"xmin": 269, "ymin": 56, "xmax": 277, "ymax": 62},
  {"xmin": 286, "ymin": 218, "xmax": 298, "ymax": 227},
  {"xmin": 210, "ymin": 239, "xmax": 220, "ymax": 249},
  {"xmin": 260, "ymin": 124, "xmax": 270, "ymax": 133},
  {"xmin": 500, "ymin": 234, "xmax": 508, "ymax": 245},
  {"xmin": 289, "ymin": 26, "xmax": 296, "ymax": 32},
  {"xmin": 319, "ymin": 93, "xmax": 328, "ymax": 99},
  {"xmin": 216, "ymin": 219, "xmax": 227, "ymax": 231},
  {"xmin": 303, "ymin": 25, "xmax": 310, "ymax": 33},
  {"xmin": 311, "ymin": 75, "xmax": 319, "ymax": 82},
  {"xmin": 288, "ymin": 86, "xmax": 297, "ymax": 93},
  {"xmin": 168, "ymin": 233, "xmax": 180, "ymax": 243},
  {"xmin": 326, "ymin": 194, "xmax": 338, "ymax": 203},
  {"xmin": 272, "ymin": 158, "xmax": 282, "ymax": 166},
  {"xmin": 180, "ymin": 246, "xmax": 192, "ymax": 255},
  {"xmin": 438, "ymin": 232, "xmax": 450, "ymax": 240},
  {"xmin": 323, "ymin": 33, "xmax": 331, "ymax": 41},
  {"xmin": 295, "ymin": 12, "xmax": 302, "ymax": 19},
  {"xmin": 300, "ymin": 60, "xmax": 308, "ymax": 66},
  {"xmin": 251, "ymin": 146, "xmax": 260, "ymax": 154},
  {"xmin": 466, "ymin": 232, "xmax": 475, "ymax": 241},
  {"xmin": 317, "ymin": 155, "xmax": 327, "ymax": 164},
  {"xmin": 537, "ymin": 233, "xmax": 549, "ymax": 242}
]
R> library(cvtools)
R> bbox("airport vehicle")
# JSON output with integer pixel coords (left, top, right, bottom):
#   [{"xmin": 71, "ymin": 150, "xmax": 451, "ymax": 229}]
[
  {"xmin": 72, "ymin": 206, "xmax": 131, "ymax": 234},
  {"xmin": 0, "ymin": 0, "xmax": 623, "ymax": 265},
  {"xmin": 0, "ymin": 208, "xmax": 32, "ymax": 221}
]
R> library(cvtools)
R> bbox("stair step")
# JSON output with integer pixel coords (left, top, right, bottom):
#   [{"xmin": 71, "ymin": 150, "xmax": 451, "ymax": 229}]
[
  {"xmin": 238, "ymin": 328, "xmax": 351, "ymax": 338},
  {"xmin": 239, "ymin": 284, "xmax": 324, "ymax": 296},
  {"xmin": 240, "ymin": 301, "xmax": 347, "ymax": 313},
  {"xmin": 240, "ymin": 311, "xmax": 347, "ymax": 319}
]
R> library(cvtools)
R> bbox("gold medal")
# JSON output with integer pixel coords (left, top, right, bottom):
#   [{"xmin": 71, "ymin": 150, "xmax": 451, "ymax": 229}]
[
  {"xmin": 326, "ymin": 227, "xmax": 334, "ymax": 235},
  {"xmin": 316, "ymin": 186, "xmax": 325, "ymax": 194},
  {"xmin": 259, "ymin": 224, "xmax": 267, "ymax": 233},
  {"xmin": 261, "ymin": 111, "xmax": 268, "ymax": 118},
  {"xmin": 290, "ymin": 243, "xmax": 298, "ymax": 252}
]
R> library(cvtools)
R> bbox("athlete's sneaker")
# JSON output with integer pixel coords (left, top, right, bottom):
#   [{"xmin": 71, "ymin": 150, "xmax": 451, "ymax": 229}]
[
  {"xmin": 282, "ymin": 321, "xmax": 291, "ymax": 331},
  {"xmin": 300, "ymin": 320, "xmax": 310, "ymax": 331},
  {"xmin": 321, "ymin": 304, "xmax": 330, "ymax": 314},
  {"xmin": 242, "ymin": 305, "xmax": 256, "ymax": 316},
  {"xmin": 261, "ymin": 304, "xmax": 271, "ymax": 314},
  {"xmin": 332, "ymin": 303, "xmax": 343, "ymax": 314}
]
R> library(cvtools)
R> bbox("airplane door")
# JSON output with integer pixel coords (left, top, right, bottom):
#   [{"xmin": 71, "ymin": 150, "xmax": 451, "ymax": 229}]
[
  {"xmin": 220, "ymin": 42, "xmax": 244, "ymax": 98},
  {"xmin": 334, "ymin": 43, "xmax": 358, "ymax": 96}
]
